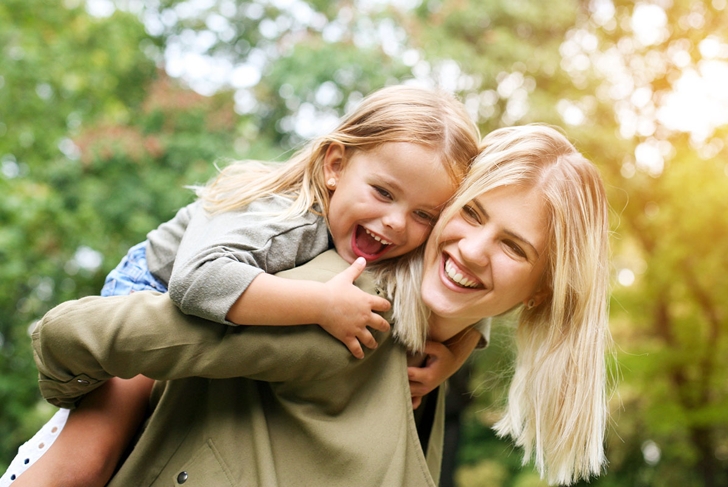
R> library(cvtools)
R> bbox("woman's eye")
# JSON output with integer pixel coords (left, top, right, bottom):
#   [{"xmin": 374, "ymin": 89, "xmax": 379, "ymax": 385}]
[
  {"xmin": 461, "ymin": 204, "xmax": 480, "ymax": 224},
  {"xmin": 374, "ymin": 186, "xmax": 393, "ymax": 200},
  {"xmin": 505, "ymin": 241, "xmax": 527, "ymax": 259}
]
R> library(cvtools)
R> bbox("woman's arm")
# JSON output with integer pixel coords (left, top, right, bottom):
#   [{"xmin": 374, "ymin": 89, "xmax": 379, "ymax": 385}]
[{"xmin": 33, "ymin": 252, "xmax": 387, "ymax": 409}]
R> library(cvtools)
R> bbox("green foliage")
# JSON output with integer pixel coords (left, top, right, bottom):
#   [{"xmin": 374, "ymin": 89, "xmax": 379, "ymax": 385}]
[
  {"xmin": 0, "ymin": 2, "xmax": 240, "ymax": 469},
  {"xmin": 3, "ymin": 1, "xmax": 728, "ymax": 485}
]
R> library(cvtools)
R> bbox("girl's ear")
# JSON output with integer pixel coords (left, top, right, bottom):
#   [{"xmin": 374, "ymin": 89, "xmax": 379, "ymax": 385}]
[{"xmin": 323, "ymin": 143, "xmax": 346, "ymax": 185}]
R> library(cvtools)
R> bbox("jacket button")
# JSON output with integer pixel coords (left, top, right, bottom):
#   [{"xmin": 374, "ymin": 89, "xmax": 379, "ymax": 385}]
[{"xmin": 176, "ymin": 471, "xmax": 188, "ymax": 484}]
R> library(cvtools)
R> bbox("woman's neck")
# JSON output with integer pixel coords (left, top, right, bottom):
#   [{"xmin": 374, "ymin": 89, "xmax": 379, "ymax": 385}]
[{"xmin": 426, "ymin": 313, "xmax": 480, "ymax": 343}]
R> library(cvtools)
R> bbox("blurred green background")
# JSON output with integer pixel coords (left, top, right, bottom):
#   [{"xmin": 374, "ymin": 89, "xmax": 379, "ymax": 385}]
[{"xmin": 2, "ymin": 0, "xmax": 727, "ymax": 485}]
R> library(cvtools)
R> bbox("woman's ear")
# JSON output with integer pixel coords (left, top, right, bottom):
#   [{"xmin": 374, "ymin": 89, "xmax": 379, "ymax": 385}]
[
  {"xmin": 323, "ymin": 143, "xmax": 346, "ymax": 188},
  {"xmin": 524, "ymin": 288, "xmax": 549, "ymax": 309}
]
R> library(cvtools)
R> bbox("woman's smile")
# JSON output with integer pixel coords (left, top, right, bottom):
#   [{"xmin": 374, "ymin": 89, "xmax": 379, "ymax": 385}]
[{"xmin": 422, "ymin": 184, "xmax": 548, "ymax": 341}]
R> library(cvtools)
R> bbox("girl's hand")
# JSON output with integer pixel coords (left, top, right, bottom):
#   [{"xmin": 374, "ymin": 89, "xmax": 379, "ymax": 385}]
[
  {"xmin": 408, "ymin": 327, "xmax": 481, "ymax": 409},
  {"xmin": 320, "ymin": 257, "xmax": 391, "ymax": 359}
]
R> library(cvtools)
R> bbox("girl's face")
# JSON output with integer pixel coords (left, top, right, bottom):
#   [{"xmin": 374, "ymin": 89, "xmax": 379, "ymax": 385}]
[
  {"xmin": 422, "ymin": 184, "xmax": 550, "ymax": 342},
  {"xmin": 324, "ymin": 142, "xmax": 455, "ymax": 263}
]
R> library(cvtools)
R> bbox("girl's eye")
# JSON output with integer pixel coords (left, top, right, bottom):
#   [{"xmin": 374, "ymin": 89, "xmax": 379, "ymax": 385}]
[
  {"xmin": 461, "ymin": 204, "xmax": 481, "ymax": 224},
  {"xmin": 374, "ymin": 186, "xmax": 393, "ymax": 200},
  {"xmin": 414, "ymin": 210, "xmax": 437, "ymax": 225}
]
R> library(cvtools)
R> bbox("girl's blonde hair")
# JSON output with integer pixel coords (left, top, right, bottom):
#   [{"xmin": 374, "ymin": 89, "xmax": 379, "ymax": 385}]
[
  {"xmin": 195, "ymin": 85, "xmax": 480, "ymax": 220},
  {"xmin": 381, "ymin": 124, "xmax": 611, "ymax": 484}
]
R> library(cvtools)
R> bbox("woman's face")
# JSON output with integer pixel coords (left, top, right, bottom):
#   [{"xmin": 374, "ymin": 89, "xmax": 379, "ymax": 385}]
[{"xmin": 422, "ymin": 184, "xmax": 549, "ymax": 342}]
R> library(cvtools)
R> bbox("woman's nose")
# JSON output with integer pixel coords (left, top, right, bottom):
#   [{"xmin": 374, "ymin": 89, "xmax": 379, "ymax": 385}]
[{"xmin": 458, "ymin": 230, "xmax": 491, "ymax": 267}]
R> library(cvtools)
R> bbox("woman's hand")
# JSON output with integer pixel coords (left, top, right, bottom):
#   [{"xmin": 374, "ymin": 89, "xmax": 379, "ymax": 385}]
[{"xmin": 408, "ymin": 327, "xmax": 482, "ymax": 409}]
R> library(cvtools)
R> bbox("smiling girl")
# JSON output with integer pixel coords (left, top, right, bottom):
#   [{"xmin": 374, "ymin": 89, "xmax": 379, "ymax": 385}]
[{"xmin": 2, "ymin": 84, "xmax": 481, "ymax": 487}]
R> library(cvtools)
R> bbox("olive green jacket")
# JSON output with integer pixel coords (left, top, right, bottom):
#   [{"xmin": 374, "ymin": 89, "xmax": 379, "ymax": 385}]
[{"xmin": 32, "ymin": 251, "xmax": 445, "ymax": 487}]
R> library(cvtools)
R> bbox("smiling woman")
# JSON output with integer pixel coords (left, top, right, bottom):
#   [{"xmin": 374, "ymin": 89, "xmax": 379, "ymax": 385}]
[
  {"xmin": 421, "ymin": 184, "xmax": 549, "ymax": 333},
  {"xmin": 379, "ymin": 124, "xmax": 613, "ymax": 484}
]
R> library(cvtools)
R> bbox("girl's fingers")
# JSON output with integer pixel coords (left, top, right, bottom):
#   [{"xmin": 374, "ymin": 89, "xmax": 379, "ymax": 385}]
[
  {"xmin": 357, "ymin": 330, "xmax": 378, "ymax": 350},
  {"xmin": 370, "ymin": 296, "xmax": 391, "ymax": 313},
  {"xmin": 344, "ymin": 338, "xmax": 365, "ymax": 359},
  {"xmin": 369, "ymin": 315, "xmax": 390, "ymax": 333}
]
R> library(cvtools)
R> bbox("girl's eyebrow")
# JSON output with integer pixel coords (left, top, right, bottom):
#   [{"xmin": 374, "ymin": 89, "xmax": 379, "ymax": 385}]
[{"xmin": 472, "ymin": 198, "xmax": 541, "ymax": 259}]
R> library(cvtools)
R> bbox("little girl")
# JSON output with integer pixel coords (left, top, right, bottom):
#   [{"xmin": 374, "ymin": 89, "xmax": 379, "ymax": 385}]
[{"xmin": 2, "ymin": 84, "xmax": 481, "ymax": 486}]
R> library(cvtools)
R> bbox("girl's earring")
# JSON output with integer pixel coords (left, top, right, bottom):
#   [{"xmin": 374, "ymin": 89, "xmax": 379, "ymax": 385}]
[
  {"xmin": 327, "ymin": 178, "xmax": 337, "ymax": 189},
  {"xmin": 526, "ymin": 299, "xmax": 536, "ymax": 309}
]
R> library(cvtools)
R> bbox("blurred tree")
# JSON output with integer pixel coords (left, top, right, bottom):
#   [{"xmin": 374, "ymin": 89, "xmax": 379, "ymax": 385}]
[
  {"xmin": 3, "ymin": 0, "xmax": 728, "ymax": 485},
  {"xmin": 0, "ymin": 0, "xmax": 244, "ymax": 469},
  {"xmin": 564, "ymin": 2, "xmax": 728, "ymax": 486},
  {"xmin": 0, "ymin": 0, "xmax": 156, "ymax": 465}
]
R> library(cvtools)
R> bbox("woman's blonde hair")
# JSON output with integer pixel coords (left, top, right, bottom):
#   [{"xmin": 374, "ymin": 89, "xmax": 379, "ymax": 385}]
[
  {"xmin": 381, "ymin": 124, "xmax": 611, "ymax": 484},
  {"xmin": 195, "ymin": 85, "xmax": 480, "ymax": 220}
]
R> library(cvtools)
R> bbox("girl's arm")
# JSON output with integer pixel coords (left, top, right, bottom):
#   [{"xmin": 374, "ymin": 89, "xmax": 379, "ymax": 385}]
[
  {"xmin": 407, "ymin": 326, "xmax": 482, "ymax": 409},
  {"xmin": 227, "ymin": 257, "xmax": 391, "ymax": 358},
  {"xmin": 166, "ymin": 196, "xmax": 333, "ymax": 325}
]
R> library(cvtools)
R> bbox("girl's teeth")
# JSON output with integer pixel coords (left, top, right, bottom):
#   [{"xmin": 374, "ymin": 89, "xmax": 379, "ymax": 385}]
[
  {"xmin": 365, "ymin": 228, "xmax": 392, "ymax": 245},
  {"xmin": 445, "ymin": 258, "xmax": 478, "ymax": 288}
]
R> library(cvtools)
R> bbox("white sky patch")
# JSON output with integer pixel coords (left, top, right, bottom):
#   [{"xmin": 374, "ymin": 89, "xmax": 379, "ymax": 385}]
[
  {"xmin": 631, "ymin": 3, "xmax": 668, "ymax": 46},
  {"xmin": 86, "ymin": 0, "xmax": 115, "ymax": 17},
  {"xmin": 166, "ymin": 49, "xmax": 236, "ymax": 95},
  {"xmin": 589, "ymin": 0, "xmax": 615, "ymax": 26},
  {"xmin": 73, "ymin": 246, "xmax": 103, "ymax": 273},
  {"xmin": 290, "ymin": 103, "xmax": 340, "ymax": 139},
  {"xmin": 618, "ymin": 268, "xmax": 635, "ymax": 287},
  {"xmin": 557, "ymin": 99, "xmax": 586, "ymax": 126},
  {"xmin": 642, "ymin": 440, "xmax": 661, "ymax": 466},
  {"xmin": 635, "ymin": 140, "xmax": 667, "ymax": 177},
  {"xmin": 656, "ymin": 61, "xmax": 728, "ymax": 142},
  {"xmin": 230, "ymin": 64, "xmax": 262, "ymax": 89},
  {"xmin": 58, "ymin": 138, "xmax": 81, "ymax": 160}
]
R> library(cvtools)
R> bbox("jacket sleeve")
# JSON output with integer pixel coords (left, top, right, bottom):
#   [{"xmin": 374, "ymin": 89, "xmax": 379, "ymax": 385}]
[
  {"xmin": 32, "ymin": 252, "xmax": 388, "ymax": 409},
  {"xmin": 167, "ymin": 195, "xmax": 330, "ymax": 324}
]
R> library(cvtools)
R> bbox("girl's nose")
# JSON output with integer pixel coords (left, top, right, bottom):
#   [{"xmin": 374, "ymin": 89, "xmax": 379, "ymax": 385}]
[{"xmin": 382, "ymin": 209, "xmax": 407, "ymax": 232}]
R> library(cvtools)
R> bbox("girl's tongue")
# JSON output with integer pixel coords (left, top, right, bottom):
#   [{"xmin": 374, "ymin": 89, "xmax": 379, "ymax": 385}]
[{"xmin": 353, "ymin": 226, "xmax": 388, "ymax": 259}]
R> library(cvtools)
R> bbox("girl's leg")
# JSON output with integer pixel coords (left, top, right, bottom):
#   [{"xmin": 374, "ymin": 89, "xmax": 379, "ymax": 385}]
[
  {"xmin": 9, "ymin": 376, "xmax": 154, "ymax": 487},
  {"xmin": 0, "ymin": 410, "xmax": 69, "ymax": 486},
  {"xmin": 3, "ymin": 241, "xmax": 166, "ymax": 485}
]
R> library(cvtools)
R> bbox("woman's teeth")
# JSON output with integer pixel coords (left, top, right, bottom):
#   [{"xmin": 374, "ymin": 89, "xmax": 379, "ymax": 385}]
[
  {"xmin": 445, "ymin": 258, "xmax": 478, "ymax": 288},
  {"xmin": 365, "ymin": 228, "xmax": 392, "ymax": 245}
]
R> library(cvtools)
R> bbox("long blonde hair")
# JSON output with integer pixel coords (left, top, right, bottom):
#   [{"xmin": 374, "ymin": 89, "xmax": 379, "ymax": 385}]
[
  {"xmin": 380, "ymin": 124, "xmax": 612, "ymax": 484},
  {"xmin": 195, "ymin": 85, "xmax": 480, "ymax": 220}
]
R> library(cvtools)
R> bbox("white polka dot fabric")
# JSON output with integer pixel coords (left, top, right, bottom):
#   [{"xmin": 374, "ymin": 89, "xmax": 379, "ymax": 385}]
[{"xmin": 0, "ymin": 409, "xmax": 69, "ymax": 485}]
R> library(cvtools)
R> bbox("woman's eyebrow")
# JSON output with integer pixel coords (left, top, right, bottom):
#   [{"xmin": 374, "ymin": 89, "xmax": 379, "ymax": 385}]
[{"xmin": 473, "ymin": 198, "xmax": 540, "ymax": 259}]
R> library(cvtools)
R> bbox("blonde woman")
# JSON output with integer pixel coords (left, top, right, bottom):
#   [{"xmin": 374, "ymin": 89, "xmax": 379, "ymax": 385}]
[
  {"xmin": 25, "ymin": 125, "xmax": 611, "ymax": 486},
  {"xmin": 395, "ymin": 124, "xmax": 612, "ymax": 484}
]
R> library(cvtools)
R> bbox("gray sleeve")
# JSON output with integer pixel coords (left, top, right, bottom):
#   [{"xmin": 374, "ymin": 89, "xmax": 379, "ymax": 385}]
[
  {"xmin": 145, "ymin": 202, "xmax": 197, "ymax": 285},
  {"xmin": 168, "ymin": 195, "xmax": 330, "ymax": 324}
]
